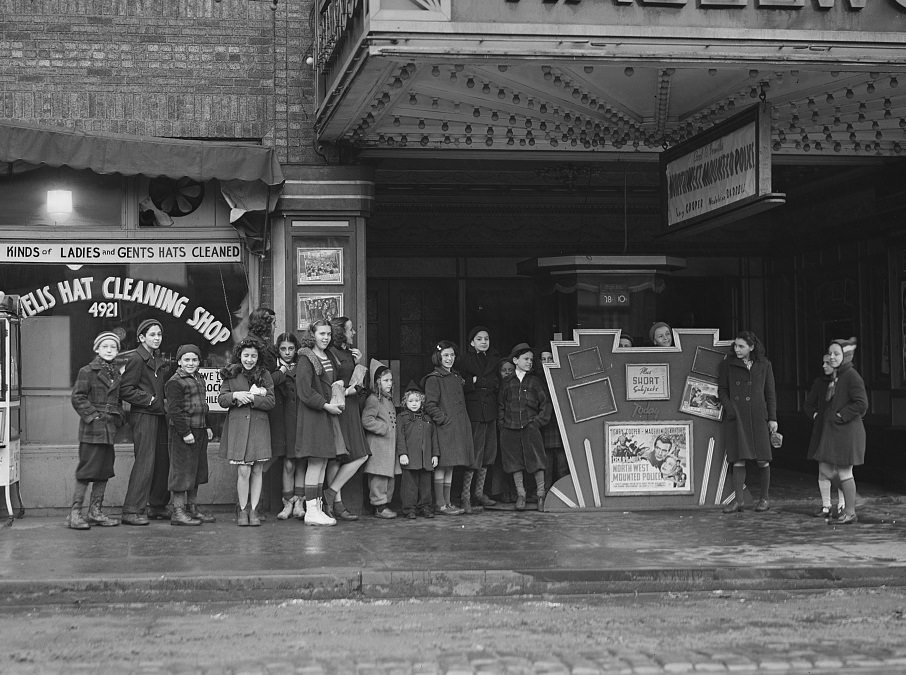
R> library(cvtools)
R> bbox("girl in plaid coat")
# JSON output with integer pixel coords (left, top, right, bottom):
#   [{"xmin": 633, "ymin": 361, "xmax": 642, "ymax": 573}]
[{"xmin": 68, "ymin": 331, "xmax": 125, "ymax": 530}]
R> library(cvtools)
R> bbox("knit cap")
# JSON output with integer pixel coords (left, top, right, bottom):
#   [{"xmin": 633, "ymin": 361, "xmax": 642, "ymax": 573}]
[
  {"xmin": 403, "ymin": 379, "xmax": 423, "ymax": 395},
  {"xmin": 137, "ymin": 318, "xmax": 161, "ymax": 337},
  {"xmin": 831, "ymin": 337, "xmax": 857, "ymax": 364},
  {"xmin": 468, "ymin": 325, "xmax": 490, "ymax": 344},
  {"xmin": 176, "ymin": 344, "xmax": 201, "ymax": 361},
  {"xmin": 93, "ymin": 331, "xmax": 121, "ymax": 352}
]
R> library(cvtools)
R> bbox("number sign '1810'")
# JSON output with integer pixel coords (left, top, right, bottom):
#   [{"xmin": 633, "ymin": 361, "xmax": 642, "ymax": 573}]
[{"xmin": 599, "ymin": 289, "xmax": 630, "ymax": 308}]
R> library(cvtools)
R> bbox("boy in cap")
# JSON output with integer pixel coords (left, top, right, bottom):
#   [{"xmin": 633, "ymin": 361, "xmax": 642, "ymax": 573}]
[
  {"xmin": 68, "ymin": 331, "xmax": 125, "ymax": 529},
  {"xmin": 165, "ymin": 344, "xmax": 214, "ymax": 526},
  {"xmin": 120, "ymin": 318, "xmax": 172, "ymax": 524}
]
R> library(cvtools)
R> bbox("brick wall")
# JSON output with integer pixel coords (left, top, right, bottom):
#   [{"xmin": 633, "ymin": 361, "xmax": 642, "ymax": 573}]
[{"xmin": 0, "ymin": 0, "xmax": 318, "ymax": 164}]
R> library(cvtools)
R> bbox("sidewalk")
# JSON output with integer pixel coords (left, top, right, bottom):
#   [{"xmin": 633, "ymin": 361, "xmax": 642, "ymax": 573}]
[{"xmin": 1, "ymin": 469, "xmax": 905, "ymax": 605}]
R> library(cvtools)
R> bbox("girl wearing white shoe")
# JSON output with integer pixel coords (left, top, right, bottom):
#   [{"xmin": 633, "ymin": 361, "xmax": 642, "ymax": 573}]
[{"xmin": 270, "ymin": 332, "xmax": 306, "ymax": 521}]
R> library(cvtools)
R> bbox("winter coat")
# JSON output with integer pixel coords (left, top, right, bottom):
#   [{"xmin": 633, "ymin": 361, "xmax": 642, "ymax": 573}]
[
  {"xmin": 396, "ymin": 409, "xmax": 439, "ymax": 471},
  {"xmin": 457, "ymin": 348, "xmax": 500, "ymax": 423},
  {"xmin": 164, "ymin": 367, "xmax": 209, "ymax": 435},
  {"xmin": 806, "ymin": 362, "xmax": 868, "ymax": 466},
  {"xmin": 328, "ymin": 344, "xmax": 370, "ymax": 461},
  {"xmin": 217, "ymin": 368, "xmax": 275, "ymax": 462},
  {"xmin": 294, "ymin": 348, "xmax": 343, "ymax": 459},
  {"xmin": 423, "ymin": 367, "xmax": 475, "ymax": 468},
  {"xmin": 362, "ymin": 393, "xmax": 400, "ymax": 477},
  {"xmin": 497, "ymin": 371, "xmax": 552, "ymax": 474},
  {"xmin": 269, "ymin": 361, "xmax": 298, "ymax": 458},
  {"xmin": 718, "ymin": 356, "xmax": 777, "ymax": 462},
  {"xmin": 71, "ymin": 356, "xmax": 124, "ymax": 444},
  {"xmin": 120, "ymin": 344, "xmax": 171, "ymax": 416}
]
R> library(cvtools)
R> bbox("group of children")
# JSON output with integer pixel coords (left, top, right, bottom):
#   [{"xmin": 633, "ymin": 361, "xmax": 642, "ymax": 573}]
[{"xmin": 68, "ymin": 319, "xmax": 554, "ymax": 529}]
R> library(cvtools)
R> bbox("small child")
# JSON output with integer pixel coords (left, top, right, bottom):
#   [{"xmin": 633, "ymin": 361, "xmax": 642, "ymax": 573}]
[
  {"xmin": 805, "ymin": 354, "xmax": 845, "ymax": 518},
  {"xmin": 68, "ymin": 331, "xmax": 126, "ymax": 530},
  {"xmin": 164, "ymin": 344, "xmax": 214, "ymax": 526},
  {"xmin": 362, "ymin": 363, "xmax": 399, "ymax": 518},
  {"xmin": 396, "ymin": 381, "xmax": 439, "ymax": 519},
  {"xmin": 498, "ymin": 343, "xmax": 553, "ymax": 511}
]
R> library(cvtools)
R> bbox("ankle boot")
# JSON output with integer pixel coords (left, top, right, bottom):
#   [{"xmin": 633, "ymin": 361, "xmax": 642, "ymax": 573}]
[
  {"xmin": 537, "ymin": 491, "xmax": 546, "ymax": 512},
  {"xmin": 187, "ymin": 503, "xmax": 216, "ymax": 523},
  {"xmin": 87, "ymin": 498, "xmax": 119, "ymax": 526},
  {"xmin": 292, "ymin": 496, "xmax": 306, "ymax": 519},
  {"xmin": 67, "ymin": 507, "xmax": 91, "ymax": 530},
  {"xmin": 303, "ymin": 498, "xmax": 336, "ymax": 526},
  {"xmin": 334, "ymin": 500, "xmax": 359, "ymax": 521},
  {"xmin": 171, "ymin": 505, "xmax": 202, "ymax": 526},
  {"xmin": 248, "ymin": 504, "xmax": 261, "ymax": 527},
  {"xmin": 277, "ymin": 497, "xmax": 295, "ymax": 520},
  {"xmin": 237, "ymin": 504, "xmax": 250, "ymax": 527}
]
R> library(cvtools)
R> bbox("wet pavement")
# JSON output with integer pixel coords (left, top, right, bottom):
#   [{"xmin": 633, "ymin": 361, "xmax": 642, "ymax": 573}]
[{"xmin": 1, "ymin": 469, "xmax": 905, "ymax": 605}]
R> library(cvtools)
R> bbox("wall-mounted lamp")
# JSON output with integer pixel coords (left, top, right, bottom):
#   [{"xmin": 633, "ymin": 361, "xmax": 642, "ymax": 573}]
[{"xmin": 47, "ymin": 189, "xmax": 73, "ymax": 222}]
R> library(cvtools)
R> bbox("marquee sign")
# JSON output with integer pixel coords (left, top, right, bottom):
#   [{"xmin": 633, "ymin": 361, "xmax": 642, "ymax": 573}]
[{"xmin": 661, "ymin": 103, "xmax": 784, "ymax": 234}]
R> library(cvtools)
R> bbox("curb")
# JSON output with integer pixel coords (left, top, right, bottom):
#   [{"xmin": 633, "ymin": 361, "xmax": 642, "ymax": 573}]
[{"xmin": 4, "ymin": 564, "xmax": 906, "ymax": 605}]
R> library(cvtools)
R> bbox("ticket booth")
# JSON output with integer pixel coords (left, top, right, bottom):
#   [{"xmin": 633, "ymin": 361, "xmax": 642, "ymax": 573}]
[{"xmin": 0, "ymin": 294, "xmax": 23, "ymax": 524}]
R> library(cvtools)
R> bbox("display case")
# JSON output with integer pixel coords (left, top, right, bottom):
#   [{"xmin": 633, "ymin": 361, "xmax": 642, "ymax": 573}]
[{"xmin": 1, "ymin": 294, "xmax": 23, "ymax": 524}]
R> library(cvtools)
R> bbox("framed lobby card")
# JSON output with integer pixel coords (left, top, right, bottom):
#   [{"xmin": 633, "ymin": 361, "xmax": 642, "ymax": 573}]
[
  {"xmin": 297, "ymin": 293, "xmax": 343, "ymax": 331},
  {"xmin": 691, "ymin": 346, "xmax": 727, "ymax": 379},
  {"xmin": 604, "ymin": 421, "xmax": 693, "ymax": 496},
  {"xmin": 567, "ymin": 346, "xmax": 605, "ymax": 380},
  {"xmin": 566, "ymin": 377, "xmax": 617, "ymax": 423},
  {"xmin": 625, "ymin": 363, "xmax": 670, "ymax": 401},
  {"xmin": 679, "ymin": 376, "xmax": 724, "ymax": 421},
  {"xmin": 297, "ymin": 247, "xmax": 343, "ymax": 285}
]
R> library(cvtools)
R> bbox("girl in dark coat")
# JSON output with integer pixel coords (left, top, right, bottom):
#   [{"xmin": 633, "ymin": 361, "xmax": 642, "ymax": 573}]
[
  {"xmin": 804, "ymin": 354, "xmax": 845, "ymax": 518},
  {"xmin": 806, "ymin": 338, "xmax": 867, "ymax": 524},
  {"xmin": 218, "ymin": 339, "xmax": 275, "ymax": 526},
  {"xmin": 68, "ymin": 331, "xmax": 125, "ymax": 530},
  {"xmin": 423, "ymin": 340, "xmax": 473, "ymax": 515},
  {"xmin": 457, "ymin": 326, "xmax": 500, "ymax": 513},
  {"xmin": 324, "ymin": 316, "xmax": 371, "ymax": 521},
  {"xmin": 271, "ymin": 332, "xmax": 305, "ymax": 520},
  {"xmin": 294, "ymin": 319, "xmax": 344, "ymax": 526},
  {"xmin": 396, "ymin": 382, "xmax": 440, "ymax": 518},
  {"xmin": 717, "ymin": 330, "xmax": 778, "ymax": 513},
  {"xmin": 497, "ymin": 343, "xmax": 553, "ymax": 511}
]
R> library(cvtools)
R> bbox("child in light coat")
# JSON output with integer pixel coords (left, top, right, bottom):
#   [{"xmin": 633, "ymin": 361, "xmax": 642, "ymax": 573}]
[{"xmin": 362, "ymin": 362, "xmax": 399, "ymax": 518}]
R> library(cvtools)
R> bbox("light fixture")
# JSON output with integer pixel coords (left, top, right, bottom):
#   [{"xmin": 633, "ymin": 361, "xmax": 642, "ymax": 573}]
[{"xmin": 47, "ymin": 189, "xmax": 73, "ymax": 222}]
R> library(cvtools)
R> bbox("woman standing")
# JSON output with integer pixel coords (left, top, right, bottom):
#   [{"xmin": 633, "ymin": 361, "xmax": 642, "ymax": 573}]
[
  {"xmin": 294, "ymin": 319, "xmax": 344, "ymax": 526},
  {"xmin": 806, "ymin": 338, "xmax": 867, "ymax": 524},
  {"xmin": 323, "ymin": 316, "xmax": 371, "ymax": 521},
  {"xmin": 718, "ymin": 330, "xmax": 778, "ymax": 513}
]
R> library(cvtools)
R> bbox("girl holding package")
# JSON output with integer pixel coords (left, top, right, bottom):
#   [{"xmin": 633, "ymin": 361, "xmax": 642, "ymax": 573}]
[
  {"xmin": 68, "ymin": 331, "xmax": 126, "ymax": 530},
  {"xmin": 806, "ymin": 338, "xmax": 867, "ymax": 524},
  {"xmin": 498, "ymin": 343, "xmax": 552, "ymax": 511},
  {"xmin": 362, "ymin": 363, "xmax": 399, "ymax": 518},
  {"xmin": 424, "ymin": 340, "xmax": 473, "ymax": 515},
  {"xmin": 165, "ymin": 344, "xmax": 214, "ymax": 526},
  {"xmin": 271, "ymin": 332, "xmax": 306, "ymax": 520},
  {"xmin": 295, "ymin": 319, "xmax": 345, "ymax": 526},
  {"xmin": 218, "ymin": 338, "xmax": 275, "ymax": 527},
  {"xmin": 396, "ymin": 381, "xmax": 440, "ymax": 519}
]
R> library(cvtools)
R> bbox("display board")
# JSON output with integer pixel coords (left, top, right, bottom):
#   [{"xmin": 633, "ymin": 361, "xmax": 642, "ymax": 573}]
[{"xmin": 543, "ymin": 329, "xmax": 733, "ymax": 511}]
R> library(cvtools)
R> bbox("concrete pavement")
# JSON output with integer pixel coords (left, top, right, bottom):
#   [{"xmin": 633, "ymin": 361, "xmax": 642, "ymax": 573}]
[{"xmin": 1, "ymin": 469, "xmax": 905, "ymax": 605}]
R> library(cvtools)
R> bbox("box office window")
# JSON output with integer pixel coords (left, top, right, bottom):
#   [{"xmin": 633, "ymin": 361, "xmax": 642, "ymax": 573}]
[{"xmin": 0, "ymin": 260, "xmax": 250, "ymax": 444}]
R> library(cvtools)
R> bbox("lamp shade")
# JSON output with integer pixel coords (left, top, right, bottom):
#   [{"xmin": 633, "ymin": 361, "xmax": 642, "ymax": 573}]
[{"xmin": 47, "ymin": 189, "xmax": 73, "ymax": 219}]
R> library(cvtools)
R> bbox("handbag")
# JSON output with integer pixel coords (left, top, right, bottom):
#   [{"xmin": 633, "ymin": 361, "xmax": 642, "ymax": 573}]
[{"xmin": 770, "ymin": 431, "xmax": 783, "ymax": 449}]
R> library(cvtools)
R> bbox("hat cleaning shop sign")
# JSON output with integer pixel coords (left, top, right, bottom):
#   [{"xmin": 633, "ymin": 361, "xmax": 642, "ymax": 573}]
[{"xmin": 2, "ymin": 241, "xmax": 241, "ymax": 346}]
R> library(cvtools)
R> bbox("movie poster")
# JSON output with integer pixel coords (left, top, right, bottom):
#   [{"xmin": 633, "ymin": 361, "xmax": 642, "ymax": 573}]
[{"xmin": 604, "ymin": 421, "xmax": 693, "ymax": 496}]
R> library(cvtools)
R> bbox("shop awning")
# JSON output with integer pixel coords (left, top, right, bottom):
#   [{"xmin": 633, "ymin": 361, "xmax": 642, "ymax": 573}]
[{"xmin": 0, "ymin": 120, "xmax": 284, "ymax": 187}]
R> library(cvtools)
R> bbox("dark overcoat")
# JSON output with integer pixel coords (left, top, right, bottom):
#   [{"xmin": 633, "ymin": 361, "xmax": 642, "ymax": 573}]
[
  {"xmin": 396, "ymin": 410, "xmax": 439, "ymax": 471},
  {"xmin": 269, "ymin": 362, "xmax": 298, "ymax": 458},
  {"xmin": 217, "ymin": 368, "xmax": 275, "ymax": 462},
  {"xmin": 328, "ymin": 344, "xmax": 370, "ymax": 461},
  {"xmin": 294, "ymin": 348, "xmax": 343, "ymax": 459},
  {"xmin": 423, "ymin": 367, "xmax": 475, "ymax": 468},
  {"xmin": 120, "ymin": 344, "xmax": 170, "ymax": 416},
  {"xmin": 497, "ymin": 372, "xmax": 552, "ymax": 474},
  {"xmin": 806, "ymin": 362, "xmax": 868, "ymax": 466},
  {"xmin": 717, "ymin": 356, "xmax": 777, "ymax": 462},
  {"xmin": 71, "ymin": 357, "xmax": 124, "ymax": 444},
  {"xmin": 458, "ymin": 348, "xmax": 500, "ymax": 423}
]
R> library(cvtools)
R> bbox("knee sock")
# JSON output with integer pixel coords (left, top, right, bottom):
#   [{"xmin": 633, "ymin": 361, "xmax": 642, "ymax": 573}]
[
  {"xmin": 475, "ymin": 467, "xmax": 488, "ymax": 499},
  {"xmin": 443, "ymin": 481, "xmax": 453, "ymax": 506},
  {"xmin": 461, "ymin": 470, "xmax": 474, "ymax": 501},
  {"xmin": 282, "ymin": 490, "xmax": 294, "ymax": 501},
  {"xmin": 187, "ymin": 487, "xmax": 198, "ymax": 507},
  {"xmin": 837, "ymin": 489, "xmax": 846, "ymax": 510},
  {"xmin": 304, "ymin": 484, "xmax": 320, "ymax": 502},
  {"xmin": 758, "ymin": 464, "xmax": 770, "ymax": 501},
  {"xmin": 840, "ymin": 477, "xmax": 857, "ymax": 516},
  {"xmin": 71, "ymin": 480, "xmax": 89, "ymax": 508},
  {"xmin": 513, "ymin": 471, "xmax": 526, "ymax": 496},
  {"xmin": 818, "ymin": 475, "xmax": 832, "ymax": 508},
  {"xmin": 293, "ymin": 486, "xmax": 305, "ymax": 499},
  {"xmin": 434, "ymin": 478, "xmax": 445, "ymax": 508},
  {"xmin": 534, "ymin": 470, "xmax": 545, "ymax": 496},
  {"xmin": 732, "ymin": 463, "xmax": 746, "ymax": 505}
]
